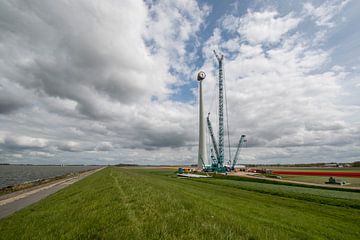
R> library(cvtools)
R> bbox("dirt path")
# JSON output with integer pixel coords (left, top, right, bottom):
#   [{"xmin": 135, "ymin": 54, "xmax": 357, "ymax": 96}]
[{"xmin": 0, "ymin": 167, "xmax": 104, "ymax": 219}]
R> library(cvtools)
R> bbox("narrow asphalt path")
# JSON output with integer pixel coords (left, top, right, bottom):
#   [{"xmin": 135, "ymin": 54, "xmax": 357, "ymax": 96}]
[{"xmin": 0, "ymin": 167, "xmax": 104, "ymax": 220}]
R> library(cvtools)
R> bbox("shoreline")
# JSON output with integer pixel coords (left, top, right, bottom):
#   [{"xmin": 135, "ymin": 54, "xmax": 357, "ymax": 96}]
[
  {"xmin": 0, "ymin": 167, "xmax": 104, "ymax": 219},
  {"xmin": 0, "ymin": 168, "xmax": 100, "ymax": 196}
]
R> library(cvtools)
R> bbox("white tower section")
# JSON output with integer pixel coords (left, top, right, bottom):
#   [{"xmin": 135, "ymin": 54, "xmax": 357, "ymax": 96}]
[{"xmin": 197, "ymin": 71, "xmax": 208, "ymax": 169}]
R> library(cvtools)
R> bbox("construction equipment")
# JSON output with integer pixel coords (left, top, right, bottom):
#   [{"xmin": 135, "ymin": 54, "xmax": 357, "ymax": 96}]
[
  {"xmin": 202, "ymin": 51, "xmax": 247, "ymax": 173},
  {"xmin": 207, "ymin": 113, "xmax": 219, "ymax": 160},
  {"xmin": 325, "ymin": 177, "xmax": 348, "ymax": 185},
  {"xmin": 214, "ymin": 50, "xmax": 225, "ymax": 172},
  {"xmin": 210, "ymin": 149, "xmax": 217, "ymax": 165},
  {"xmin": 230, "ymin": 135, "xmax": 247, "ymax": 170},
  {"xmin": 178, "ymin": 167, "xmax": 193, "ymax": 173}
]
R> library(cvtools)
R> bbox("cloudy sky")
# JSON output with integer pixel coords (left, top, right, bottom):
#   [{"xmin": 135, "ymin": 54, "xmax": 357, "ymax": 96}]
[{"xmin": 0, "ymin": 0, "xmax": 359, "ymax": 165}]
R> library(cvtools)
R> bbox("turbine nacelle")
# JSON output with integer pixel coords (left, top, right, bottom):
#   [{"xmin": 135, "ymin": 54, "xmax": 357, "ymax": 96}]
[{"xmin": 197, "ymin": 71, "xmax": 206, "ymax": 81}]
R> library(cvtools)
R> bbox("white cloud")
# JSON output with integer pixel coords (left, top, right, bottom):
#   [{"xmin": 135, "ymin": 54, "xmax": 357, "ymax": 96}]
[
  {"xmin": 237, "ymin": 10, "xmax": 301, "ymax": 44},
  {"xmin": 0, "ymin": 0, "xmax": 177, "ymax": 119},
  {"xmin": 0, "ymin": 1, "xmax": 357, "ymax": 165},
  {"xmin": 200, "ymin": 7, "xmax": 355, "ymax": 164},
  {"xmin": 29, "ymin": 151, "xmax": 55, "ymax": 158},
  {"xmin": 11, "ymin": 154, "xmax": 23, "ymax": 158},
  {"xmin": 4, "ymin": 135, "xmax": 49, "ymax": 149},
  {"xmin": 304, "ymin": 0, "xmax": 350, "ymax": 28},
  {"xmin": 144, "ymin": 0, "xmax": 210, "ymax": 79},
  {"xmin": 0, "ymin": 0, "xmax": 211, "ymax": 165}
]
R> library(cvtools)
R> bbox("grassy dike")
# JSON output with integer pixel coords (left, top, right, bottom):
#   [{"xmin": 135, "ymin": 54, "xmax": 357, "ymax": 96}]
[{"xmin": 0, "ymin": 167, "xmax": 359, "ymax": 239}]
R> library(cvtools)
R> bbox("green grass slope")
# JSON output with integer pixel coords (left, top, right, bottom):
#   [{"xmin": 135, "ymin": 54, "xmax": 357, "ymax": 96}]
[{"xmin": 0, "ymin": 167, "xmax": 359, "ymax": 240}]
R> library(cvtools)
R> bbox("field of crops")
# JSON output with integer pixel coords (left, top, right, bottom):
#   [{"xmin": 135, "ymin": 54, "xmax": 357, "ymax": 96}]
[
  {"xmin": 267, "ymin": 167, "xmax": 360, "ymax": 186},
  {"xmin": 0, "ymin": 167, "xmax": 359, "ymax": 239},
  {"xmin": 279, "ymin": 175, "xmax": 360, "ymax": 187},
  {"xmin": 272, "ymin": 170, "xmax": 360, "ymax": 177}
]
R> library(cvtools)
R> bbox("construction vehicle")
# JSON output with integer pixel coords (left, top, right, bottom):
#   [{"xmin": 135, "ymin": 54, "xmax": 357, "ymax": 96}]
[{"xmin": 325, "ymin": 177, "xmax": 348, "ymax": 185}]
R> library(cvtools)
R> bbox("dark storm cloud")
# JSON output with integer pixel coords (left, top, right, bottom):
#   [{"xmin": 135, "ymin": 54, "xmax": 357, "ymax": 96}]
[
  {"xmin": 0, "ymin": 0, "xmax": 170, "ymax": 121},
  {"xmin": 0, "ymin": 79, "xmax": 30, "ymax": 114},
  {"xmin": 0, "ymin": 0, "xmax": 201, "ymax": 164},
  {"xmin": 105, "ymin": 115, "xmax": 194, "ymax": 150},
  {"xmin": 95, "ymin": 142, "xmax": 113, "ymax": 151},
  {"xmin": 141, "ymin": 131, "xmax": 188, "ymax": 148},
  {"xmin": 0, "ymin": 95, "xmax": 27, "ymax": 114}
]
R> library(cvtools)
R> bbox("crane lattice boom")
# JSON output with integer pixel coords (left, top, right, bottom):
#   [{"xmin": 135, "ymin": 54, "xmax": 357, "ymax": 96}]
[
  {"xmin": 231, "ymin": 135, "xmax": 247, "ymax": 170},
  {"xmin": 214, "ymin": 50, "xmax": 225, "ymax": 170},
  {"xmin": 206, "ymin": 113, "xmax": 219, "ymax": 161}
]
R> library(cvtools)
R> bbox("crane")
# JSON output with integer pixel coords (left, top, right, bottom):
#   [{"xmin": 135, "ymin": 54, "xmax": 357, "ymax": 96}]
[
  {"xmin": 230, "ymin": 135, "xmax": 247, "ymax": 170},
  {"xmin": 213, "ymin": 50, "xmax": 226, "ymax": 172},
  {"xmin": 206, "ymin": 113, "xmax": 219, "ymax": 161},
  {"xmin": 210, "ymin": 149, "xmax": 217, "ymax": 165},
  {"xmin": 201, "ymin": 51, "xmax": 247, "ymax": 172}
]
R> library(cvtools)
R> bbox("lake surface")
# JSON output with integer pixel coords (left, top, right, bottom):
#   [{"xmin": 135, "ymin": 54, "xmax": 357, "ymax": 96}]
[{"xmin": 0, "ymin": 165, "xmax": 102, "ymax": 188}]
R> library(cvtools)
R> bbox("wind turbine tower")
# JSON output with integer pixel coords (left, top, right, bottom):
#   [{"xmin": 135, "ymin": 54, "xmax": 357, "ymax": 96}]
[{"xmin": 197, "ymin": 71, "xmax": 208, "ymax": 169}]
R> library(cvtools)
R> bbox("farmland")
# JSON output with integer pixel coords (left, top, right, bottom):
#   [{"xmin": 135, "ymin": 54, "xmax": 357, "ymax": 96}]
[
  {"xmin": 0, "ymin": 167, "xmax": 360, "ymax": 239},
  {"xmin": 279, "ymin": 175, "xmax": 360, "ymax": 187},
  {"xmin": 271, "ymin": 170, "xmax": 360, "ymax": 177},
  {"xmin": 267, "ymin": 167, "xmax": 360, "ymax": 187}
]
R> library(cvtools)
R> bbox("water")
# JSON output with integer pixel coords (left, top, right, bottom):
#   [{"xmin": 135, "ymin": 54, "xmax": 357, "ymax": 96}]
[{"xmin": 0, "ymin": 165, "xmax": 102, "ymax": 189}]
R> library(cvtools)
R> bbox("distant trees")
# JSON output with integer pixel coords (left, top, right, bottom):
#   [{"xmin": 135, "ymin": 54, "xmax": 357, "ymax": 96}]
[{"xmin": 352, "ymin": 161, "xmax": 360, "ymax": 167}]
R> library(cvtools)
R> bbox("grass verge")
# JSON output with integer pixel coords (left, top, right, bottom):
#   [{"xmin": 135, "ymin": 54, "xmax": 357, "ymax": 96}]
[{"xmin": 0, "ymin": 167, "xmax": 359, "ymax": 240}]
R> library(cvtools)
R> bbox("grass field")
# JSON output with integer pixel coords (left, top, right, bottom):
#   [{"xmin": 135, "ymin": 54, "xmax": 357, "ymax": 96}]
[{"xmin": 0, "ymin": 167, "xmax": 360, "ymax": 239}]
